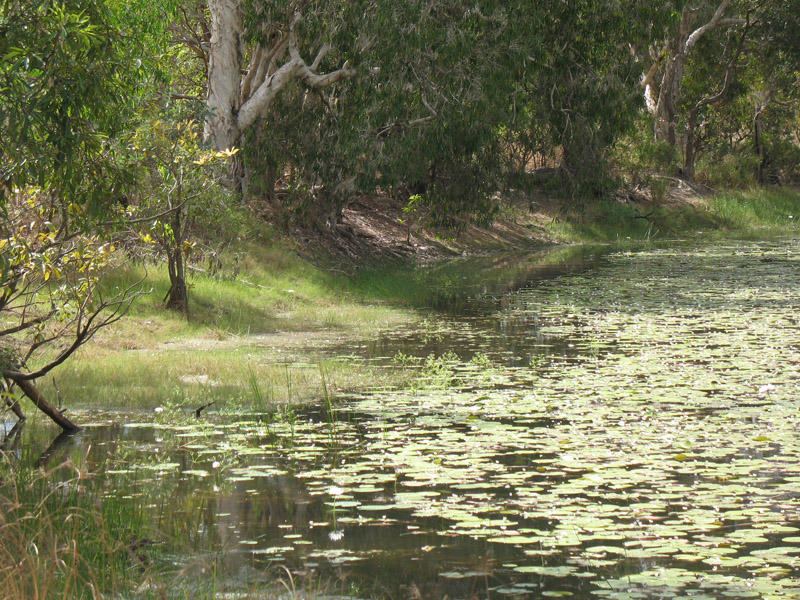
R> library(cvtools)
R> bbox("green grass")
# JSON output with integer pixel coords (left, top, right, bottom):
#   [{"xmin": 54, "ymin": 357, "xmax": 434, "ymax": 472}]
[
  {"xmin": 707, "ymin": 188, "xmax": 800, "ymax": 235},
  {"xmin": 545, "ymin": 200, "xmax": 660, "ymax": 243},
  {"xmin": 102, "ymin": 241, "xmax": 407, "ymax": 336},
  {"xmin": 36, "ymin": 236, "xmax": 412, "ymax": 413},
  {"xmin": 45, "ymin": 343, "xmax": 395, "ymax": 412},
  {"xmin": 541, "ymin": 187, "xmax": 800, "ymax": 244},
  {"xmin": 350, "ymin": 243, "xmax": 608, "ymax": 309},
  {"xmin": 0, "ymin": 458, "xmax": 152, "ymax": 599}
]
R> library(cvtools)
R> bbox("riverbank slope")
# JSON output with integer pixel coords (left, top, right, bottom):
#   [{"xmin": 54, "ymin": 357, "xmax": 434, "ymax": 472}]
[{"xmin": 38, "ymin": 184, "xmax": 800, "ymax": 417}]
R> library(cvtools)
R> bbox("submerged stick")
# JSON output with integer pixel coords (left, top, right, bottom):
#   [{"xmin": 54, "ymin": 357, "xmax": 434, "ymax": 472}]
[{"xmin": 195, "ymin": 401, "xmax": 216, "ymax": 418}]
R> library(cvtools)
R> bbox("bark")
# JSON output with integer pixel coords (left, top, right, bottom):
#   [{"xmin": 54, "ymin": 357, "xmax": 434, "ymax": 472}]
[
  {"xmin": 0, "ymin": 420, "xmax": 23, "ymax": 454},
  {"xmin": 203, "ymin": 1, "xmax": 357, "ymax": 159},
  {"xmin": 11, "ymin": 377, "xmax": 81, "ymax": 432},
  {"xmin": 753, "ymin": 94, "xmax": 772, "ymax": 183},
  {"xmin": 165, "ymin": 253, "xmax": 189, "ymax": 317},
  {"xmin": 164, "ymin": 211, "xmax": 190, "ymax": 318},
  {"xmin": 653, "ymin": 8, "xmax": 694, "ymax": 145},
  {"xmin": 683, "ymin": 14, "xmax": 751, "ymax": 178},
  {"xmin": 643, "ymin": 0, "xmax": 746, "ymax": 145},
  {"xmin": 204, "ymin": 0, "xmax": 244, "ymax": 151}
]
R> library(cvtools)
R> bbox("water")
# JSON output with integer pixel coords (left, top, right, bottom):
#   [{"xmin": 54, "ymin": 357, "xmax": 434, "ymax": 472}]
[{"xmin": 5, "ymin": 239, "xmax": 800, "ymax": 599}]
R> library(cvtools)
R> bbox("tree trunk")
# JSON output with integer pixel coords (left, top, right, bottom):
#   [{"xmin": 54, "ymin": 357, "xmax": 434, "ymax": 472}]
[
  {"xmin": 682, "ymin": 13, "xmax": 751, "ymax": 180},
  {"xmin": 204, "ymin": 0, "xmax": 244, "ymax": 152},
  {"xmin": 4, "ymin": 395, "xmax": 25, "ymax": 420},
  {"xmin": 652, "ymin": 8, "xmax": 693, "ymax": 145},
  {"xmin": 11, "ymin": 377, "xmax": 81, "ymax": 432},
  {"xmin": 164, "ymin": 211, "xmax": 190, "ymax": 318},
  {"xmin": 164, "ymin": 254, "xmax": 189, "ymax": 317},
  {"xmin": 753, "ymin": 97, "xmax": 770, "ymax": 183},
  {"xmin": 644, "ymin": 1, "xmax": 743, "ymax": 146},
  {"xmin": 683, "ymin": 109, "xmax": 700, "ymax": 179}
]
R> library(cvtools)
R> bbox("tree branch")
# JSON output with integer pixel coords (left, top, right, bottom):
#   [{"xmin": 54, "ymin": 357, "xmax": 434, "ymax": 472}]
[
  {"xmin": 0, "ymin": 309, "xmax": 57, "ymax": 338},
  {"xmin": 295, "ymin": 60, "xmax": 356, "ymax": 89},
  {"xmin": 4, "ymin": 278, "xmax": 150, "ymax": 381},
  {"xmin": 685, "ymin": 0, "xmax": 736, "ymax": 54}
]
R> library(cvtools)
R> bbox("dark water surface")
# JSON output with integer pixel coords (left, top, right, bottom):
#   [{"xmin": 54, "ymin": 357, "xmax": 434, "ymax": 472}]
[{"xmin": 5, "ymin": 239, "xmax": 800, "ymax": 599}]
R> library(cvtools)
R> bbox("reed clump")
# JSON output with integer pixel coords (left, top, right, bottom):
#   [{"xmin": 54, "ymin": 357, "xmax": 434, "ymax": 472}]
[{"xmin": 0, "ymin": 458, "xmax": 155, "ymax": 599}]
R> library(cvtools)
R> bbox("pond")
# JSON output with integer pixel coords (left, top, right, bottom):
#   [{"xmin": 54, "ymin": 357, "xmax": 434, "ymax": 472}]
[{"xmin": 5, "ymin": 239, "xmax": 800, "ymax": 599}]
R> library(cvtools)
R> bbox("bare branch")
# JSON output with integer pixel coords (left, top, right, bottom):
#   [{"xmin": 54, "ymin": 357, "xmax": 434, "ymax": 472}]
[
  {"xmin": 310, "ymin": 44, "xmax": 331, "ymax": 70},
  {"xmin": 295, "ymin": 61, "xmax": 356, "ymax": 89},
  {"xmin": 4, "ymin": 277, "xmax": 150, "ymax": 381},
  {"xmin": 237, "ymin": 60, "xmax": 299, "ymax": 132},
  {"xmin": 685, "ymin": 0, "xmax": 735, "ymax": 54}
]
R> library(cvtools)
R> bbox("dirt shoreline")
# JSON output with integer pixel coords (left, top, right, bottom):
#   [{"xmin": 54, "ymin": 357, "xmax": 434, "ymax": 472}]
[
  {"xmin": 290, "ymin": 182, "xmax": 714, "ymax": 268},
  {"xmin": 289, "ymin": 192, "xmax": 558, "ymax": 269}
]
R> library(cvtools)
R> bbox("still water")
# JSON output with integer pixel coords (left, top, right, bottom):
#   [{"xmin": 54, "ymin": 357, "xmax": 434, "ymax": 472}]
[{"xmin": 5, "ymin": 239, "xmax": 800, "ymax": 599}]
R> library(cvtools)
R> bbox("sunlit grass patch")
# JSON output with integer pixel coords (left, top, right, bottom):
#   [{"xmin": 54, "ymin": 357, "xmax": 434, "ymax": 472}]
[
  {"xmin": 538, "ymin": 187, "xmax": 800, "ymax": 244},
  {"xmin": 44, "ymin": 340, "xmax": 397, "ymax": 412},
  {"xmin": 709, "ymin": 187, "xmax": 800, "ymax": 233},
  {"xmin": 32, "ymin": 236, "xmax": 415, "ymax": 412}
]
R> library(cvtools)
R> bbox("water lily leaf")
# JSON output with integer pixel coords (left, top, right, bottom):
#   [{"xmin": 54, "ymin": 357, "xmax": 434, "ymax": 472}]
[{"xmin": 514, "ymin": 566, "xmax": 577, "ymax": 576}]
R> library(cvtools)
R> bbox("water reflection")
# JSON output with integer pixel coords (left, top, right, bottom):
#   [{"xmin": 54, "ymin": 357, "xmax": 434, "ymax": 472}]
[{"xmin": 6, "ymin": 239, "xmax": 800, "ymax": 598}]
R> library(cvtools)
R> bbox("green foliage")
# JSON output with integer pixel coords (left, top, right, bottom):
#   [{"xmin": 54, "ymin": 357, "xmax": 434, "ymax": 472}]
[
  {"xmin": 696, "ymin": 151, "xmax": 760, "ymax": 189},
  {"xmin": 616, "ymin": 133, "xmax": 681, "ymax": 179},
  {"xmin": 237, "ymin": 0, "xmax": 797, "ymax": 226},
  {"xmin": 0, "ymin": 0, "xmax": 142, "ymax": 213},
  {"xmin": 0, "ymin": 190, "xmax": 139, "ymax": 386}
]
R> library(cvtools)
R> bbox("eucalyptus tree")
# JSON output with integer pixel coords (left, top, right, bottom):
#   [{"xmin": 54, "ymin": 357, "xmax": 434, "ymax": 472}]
[
  {"xmin": 642, "ymin": 0, "xmax": 745, "ymax": 146},
  {"xmin": 638, "ymin": 0, "xmax": 796, "ymax": 178},
  {"xmin": 732, "ymin": 0, "xmax": 800, "ymax": 183},
  {"xmin": 211, "ymin": 0, "xmax": 533, "ymax": 227},
  {"xmin": 203, "ymin": 0, "xmax": 357, "ymax": 155},
  {"xmin": 338, "ymin": 1, "xmax": 528, "ymax": 226},
  {"xmin": 485, "ymin": 1, "xmax": 678, "ymax": 197},
  {"xmin": 205, "ymin": 1, "xmax": 729, "ymax": 222}
]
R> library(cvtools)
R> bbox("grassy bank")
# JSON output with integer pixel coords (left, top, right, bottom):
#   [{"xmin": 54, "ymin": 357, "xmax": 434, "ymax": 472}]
[
  {"xmin": 542, "ymin": 186, "xmax": 800, "ymax": 244},
  {"xmin": 41, "ymin": 236, "xmax": 414, "ymax": 416},
  {"xmin": 30, "ymin": 186, "xmax": 800, "ymax": 418}
]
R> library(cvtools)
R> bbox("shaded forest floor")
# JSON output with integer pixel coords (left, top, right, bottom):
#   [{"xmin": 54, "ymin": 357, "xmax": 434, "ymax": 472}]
[
  {"xmin": 288, "ymin": 192, "xmax": 556, "ymax": 269},
  {"xmin": 289, "ymin": 178, "xmax": 727, "ymax": 268}
]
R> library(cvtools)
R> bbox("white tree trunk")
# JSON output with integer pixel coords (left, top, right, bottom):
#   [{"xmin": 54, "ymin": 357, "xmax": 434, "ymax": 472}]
[
  {"xmin": 205, "ymin": 0, "xmax": 244, "ymax": 151},
  {"xmin": 642, "ymin": 0, "xmax": 744, "ymax": 145},
  {"xmin": 652, "ymin": 7, "xmax": 693, "ymax": 144},
  {"xmin": 203, "ymin": 2, "xmax": 357, "ymax": 154}
]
